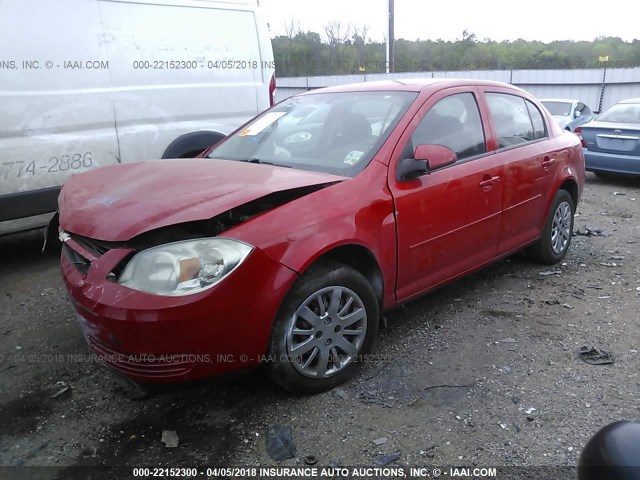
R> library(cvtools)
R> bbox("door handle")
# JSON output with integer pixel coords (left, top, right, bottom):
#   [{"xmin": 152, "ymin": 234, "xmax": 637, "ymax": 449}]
[
  {"xmin": 541, "ymin": 157, "xmax": 556, "ymax": 168},
  {"xmin": 479, "ymin": 175, "xmax": 500, "ymax": 190}
]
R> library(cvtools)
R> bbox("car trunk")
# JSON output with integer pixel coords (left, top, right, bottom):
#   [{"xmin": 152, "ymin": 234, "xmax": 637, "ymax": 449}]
[{"xmin": 581, "ymin": 121, "xmax": 640, "ymax": 155}]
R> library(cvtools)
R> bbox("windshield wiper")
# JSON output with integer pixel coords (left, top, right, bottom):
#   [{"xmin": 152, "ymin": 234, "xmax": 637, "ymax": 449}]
[{"xmin": 248, "ymin": 158, "xmax": 291, "ymax": 168}]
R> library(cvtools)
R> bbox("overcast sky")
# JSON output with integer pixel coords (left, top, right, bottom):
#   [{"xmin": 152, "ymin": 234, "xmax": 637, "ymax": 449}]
[{"xmin": 261, "ymin": 0, "xmax": 637, "ymax": 43}]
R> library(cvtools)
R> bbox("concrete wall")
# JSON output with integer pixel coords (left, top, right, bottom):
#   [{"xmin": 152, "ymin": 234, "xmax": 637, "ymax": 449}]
[{"xmin": 274, "ymin": 67, "xmax": 640, "ymax": 113}]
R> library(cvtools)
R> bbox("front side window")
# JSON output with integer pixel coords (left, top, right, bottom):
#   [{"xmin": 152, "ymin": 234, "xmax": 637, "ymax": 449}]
[
  {"xmin": 208, "ymin": 91, "xmax": 418, "ymax": 177},
  {"xmin": 486, "ymin": 93, "xmax": 537, "ymax": 148},
  {"xmin": 410, "ymin": 92, "xmax": 486, "ymax": 161}
]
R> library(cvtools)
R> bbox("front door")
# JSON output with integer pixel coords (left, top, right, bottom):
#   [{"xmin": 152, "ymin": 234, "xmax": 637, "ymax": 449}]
[{"xmin": 389, "ymin": 88, "xmax": 504, "ymax": 302}]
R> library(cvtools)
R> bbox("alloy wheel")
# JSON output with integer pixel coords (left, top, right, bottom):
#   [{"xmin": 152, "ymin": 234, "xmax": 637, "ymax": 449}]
[
  {"xmin": 551, "ymin": 201, "xmax": 572, "ymax": 254},
  {"xmin": 286, "ymin": 286, "xmax": 367, "ymax": 378}
]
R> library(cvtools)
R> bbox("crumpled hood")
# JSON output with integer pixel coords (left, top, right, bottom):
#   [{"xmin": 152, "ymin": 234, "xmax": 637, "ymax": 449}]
[{"xmin": 59, "ymin": 158, "xmax": 345, "ymax": 241}]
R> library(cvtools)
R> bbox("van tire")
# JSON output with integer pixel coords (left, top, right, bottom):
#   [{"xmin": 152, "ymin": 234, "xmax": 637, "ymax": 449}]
[{"xmin": 162, "ymin": 131, "xmax": 225, "ymax": 159}]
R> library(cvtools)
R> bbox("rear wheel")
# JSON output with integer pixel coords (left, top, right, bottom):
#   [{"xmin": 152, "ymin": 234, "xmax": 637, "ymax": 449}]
[
  {"xmin": 265, "ymin": 261, "xmax": 379, "ymax": 394},
  {"xmin": 529, "ymin": 190, "xmax": 575, "ymax": 264}
]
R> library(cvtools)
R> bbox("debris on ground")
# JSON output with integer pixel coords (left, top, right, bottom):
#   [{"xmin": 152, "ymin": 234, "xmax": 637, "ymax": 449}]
[
  {"xmin": 539, "ymin": 270, "xmax": 562, "ymax": 276},
  {"xmin": 578, "ymin": 346, "xmax": 614, "ymax": 365},
  {"xmin": 334, "ymin": 388, "xmax": 349, "ymax": 400},
  {"xmin": 266, "ymin": 425, "xmax": 296, "ymax": 461},
  {"xmin": 575, "ymin": 227, "xmax": 608, "ymax": 237},
  {"xmin": 161, "ymin": 430, "xmax": 179, "ymax": 448},
  {"xmin": 304, "ymin": 455, "xmax": 318, "ymax": 465},
  {"xmin": 50, "ymin": 386, "xmax": 70, "ymax": 399},
  {"xmin": 420, "ymin": 445, "xmax": 437, "ymax": 454},
  {"xmin": 80, "ymin": 446, "xmax": 97, "ymax": 458},
  {"xmin": 373, "ymin": 451, "xmax": 401, "ymax": 465},
  {"xmin": 373, "ymin": 437, "xmax": 388, "ymax": 446}
]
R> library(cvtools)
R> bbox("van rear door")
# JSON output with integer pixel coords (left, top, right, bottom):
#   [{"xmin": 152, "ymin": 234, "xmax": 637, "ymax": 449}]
[
  {"xmin": 97, "ymin": 0, "xmax": 270, "ymax": 162},
  {"xmin": 0, "ymin": 0, "xmax": 120, "ymax": 225}
]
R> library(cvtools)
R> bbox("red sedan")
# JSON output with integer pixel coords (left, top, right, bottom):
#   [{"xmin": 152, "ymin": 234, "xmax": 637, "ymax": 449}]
[{"xmin": 57, "ymin": 79, "xmax": 585, "ymax": 393}]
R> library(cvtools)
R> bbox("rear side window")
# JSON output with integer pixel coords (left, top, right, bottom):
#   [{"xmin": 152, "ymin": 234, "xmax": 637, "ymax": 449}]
[
  {"xmin": 487, "ymin": 93, "xmax": 539, "ymax": 148},
  {"xmin": 596, "ymin": 103, "xmax": 640, "ymax": 123},
  {"xmin": 526, "ymin": 100, "xmax": 547, "ymax": 139},
  {"xmin": 411, "ymin": 92, "xmax": 486, "ymax": 161}
]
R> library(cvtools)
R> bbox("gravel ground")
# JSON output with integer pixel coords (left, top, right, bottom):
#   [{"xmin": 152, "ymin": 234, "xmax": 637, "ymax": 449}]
[{"xmin": 0, "ymin": 173, "xmax": 638, "ymax": 477}]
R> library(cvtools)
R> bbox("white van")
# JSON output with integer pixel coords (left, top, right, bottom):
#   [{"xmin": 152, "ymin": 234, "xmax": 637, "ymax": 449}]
[{"xmin": 0, "ymin": 0, "xmax": 275, "ymax": 235}]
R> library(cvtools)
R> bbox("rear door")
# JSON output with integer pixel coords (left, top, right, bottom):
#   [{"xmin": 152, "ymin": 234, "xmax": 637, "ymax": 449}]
[
  {"xmin": 389, "ymin": 87, "xmax": 504, "ymax": 301},
  {"xmin": 479, "ymin": 88, "xmax": 560, "ymax": 254}
]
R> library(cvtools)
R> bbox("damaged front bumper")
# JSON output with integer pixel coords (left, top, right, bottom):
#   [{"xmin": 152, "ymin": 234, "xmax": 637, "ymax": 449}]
[{"xmin": 60, "ymin": 233, "xmax": 298, "ymax": 384}]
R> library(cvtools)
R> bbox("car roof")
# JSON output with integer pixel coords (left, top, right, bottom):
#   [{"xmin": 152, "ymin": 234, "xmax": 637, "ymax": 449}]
[
  {"xmin": 619, "ymin": 98, "xmax": 640, "ymax": 104},
  {"xmin": 540, "ymin": 99, "xmax": 578, "ymax": 103},
  {"xmin": 297, "ymin": 78, "xmax": 527, "ymax": 95}
]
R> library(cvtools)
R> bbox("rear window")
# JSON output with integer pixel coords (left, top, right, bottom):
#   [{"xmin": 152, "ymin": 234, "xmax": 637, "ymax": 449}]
[
  {"xmin": 596, "ymin": 103, "xmax": 640, "ymax": 123},
  {"xmin": 486, "ymin": 93, "xmax": 537, "ymax": 148},
  {"xmin": 542, "ymin": 101, "xmax": 572, "ymax": 116}
]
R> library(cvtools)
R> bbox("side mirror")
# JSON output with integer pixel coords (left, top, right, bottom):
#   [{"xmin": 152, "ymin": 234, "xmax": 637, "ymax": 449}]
[
  {"xmin": 397, "ymin": 157, "xmax": 428, "ymax": 181},
  {"xmin": 396, "ymin": 144, "xmax": 457, "ymax": 181},
  {"xmin": 415, "ymin": 144, "xmax": 457, "ymax": 170}
]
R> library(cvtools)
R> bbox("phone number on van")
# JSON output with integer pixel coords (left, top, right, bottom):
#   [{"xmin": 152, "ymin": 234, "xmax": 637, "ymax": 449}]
[{"xmin": 2, "ymin": 152, "xmax": 93, "ymax": 179}]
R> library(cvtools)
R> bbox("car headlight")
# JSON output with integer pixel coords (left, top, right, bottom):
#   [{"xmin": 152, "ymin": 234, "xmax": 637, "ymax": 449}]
[{"xmin": 118, "ymin": 238, "xmax": 253, "ymax": 296}]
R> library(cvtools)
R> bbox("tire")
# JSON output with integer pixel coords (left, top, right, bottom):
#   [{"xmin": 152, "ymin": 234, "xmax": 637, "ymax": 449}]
[
  {"xmin": 529, "ymin": 190, "xmax": 575, "ymax": 264},
  {"xmin": 161, "ymin": 131, "xmax": 225, "ymax": 159},
  {"xmin": 265, "ymin": 260, "xmax": 379, "ymax": 394}
]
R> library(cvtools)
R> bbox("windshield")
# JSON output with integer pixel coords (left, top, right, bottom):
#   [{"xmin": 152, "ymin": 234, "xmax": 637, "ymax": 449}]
[
  {"xmin": 596, "ymin": 103, "xmax": 640, "ymax": 124},
  {"xmin": 541, "ymin": 101, "xmax": 572, "ymax": 116},
  {"xmin": 208, "ymin": 91, "xmax": 418, "ymax": 177}
]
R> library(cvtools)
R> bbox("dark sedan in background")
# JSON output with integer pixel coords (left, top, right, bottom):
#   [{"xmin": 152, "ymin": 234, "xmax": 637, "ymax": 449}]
[{"xmin": 576, "ymin": 98, "xmax": 640, "ymax": 177}]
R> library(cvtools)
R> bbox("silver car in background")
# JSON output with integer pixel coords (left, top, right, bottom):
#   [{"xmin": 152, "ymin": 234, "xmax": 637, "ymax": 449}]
[{"xmin": 541, "ymin": 99, "xmax": 596, "ymax": 132}]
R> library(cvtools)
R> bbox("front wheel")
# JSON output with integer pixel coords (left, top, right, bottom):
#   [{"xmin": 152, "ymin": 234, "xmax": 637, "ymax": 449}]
[
  {"xmin": 265, "ymin": 261, "xmax": 379, "ymax": 394},
  {"xmin": 529, "ymin": 189, "xmax": 575, "ymax": 264}
]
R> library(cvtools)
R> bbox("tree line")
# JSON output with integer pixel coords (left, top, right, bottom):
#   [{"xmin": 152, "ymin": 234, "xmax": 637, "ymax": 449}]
[{"xmin": 272, "ymin": 23, "xmax": 640, "ymax": 77}]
